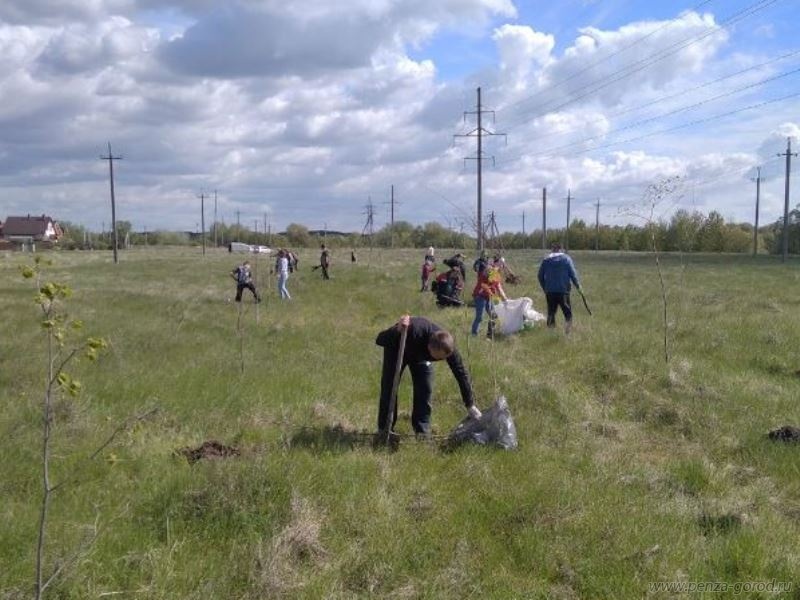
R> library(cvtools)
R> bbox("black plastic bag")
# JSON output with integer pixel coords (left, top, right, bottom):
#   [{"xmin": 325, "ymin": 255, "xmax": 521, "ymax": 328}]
[{"xmin": 447, "ymin": 396, "xmax": 518, "ymax": 450}]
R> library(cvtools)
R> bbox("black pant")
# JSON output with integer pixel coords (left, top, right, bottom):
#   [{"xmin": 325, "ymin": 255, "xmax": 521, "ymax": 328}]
[
  {"xmin": 235, "ymin": 282, "xmax": 259, "ymax": 302},
  {"xmin": 545, "ymin": 292, "xmax": 572, "ymax": 326},
  {"xmin": 321, "ymin": 265, "xmax": 330, "ymax": 279},
  {"xmin": 377, "ymin": 359, "xmax": 434, "ymax": 434}
]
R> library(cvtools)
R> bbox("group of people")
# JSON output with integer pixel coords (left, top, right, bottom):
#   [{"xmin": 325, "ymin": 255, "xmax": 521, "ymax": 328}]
[
  {"xmin": 377, "ymin": 243, "xmax": 582, "ymax": 437},
  {"xmin": 231, "ymin": 243, "xmax": 340, "ymax": 303},
  {"xmin": 420, "ymin": 243, "xmax": 580, "ymax": 334},
  {"xmin": 235, "ymin": 240, "xmax": 583, "ymax": 439}
]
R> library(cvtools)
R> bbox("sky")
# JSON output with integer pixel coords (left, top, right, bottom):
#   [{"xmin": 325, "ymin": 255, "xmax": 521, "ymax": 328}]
[{"xmin": 0, "ymin": 0, "xmax": 798, "ymax": 234}]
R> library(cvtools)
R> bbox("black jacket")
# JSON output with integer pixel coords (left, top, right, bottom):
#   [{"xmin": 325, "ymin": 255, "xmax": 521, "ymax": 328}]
[{"xmin": 375, "ymin": 317, "xmax": 474, "ymax": 407}]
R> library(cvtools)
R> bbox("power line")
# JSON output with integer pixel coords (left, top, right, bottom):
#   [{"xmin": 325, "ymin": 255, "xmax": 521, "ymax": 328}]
[
  {"xmin": 502, "ymin": 66, "xmax": 800, "ymax": 164},
  {"xmin": 502, "ymin": 89, "xmax": 800, "ymax": 165},
  {"xmin": 508, "ymin": 49, "xmax": 800, "ymax": 149},
  {"xmin": 503, "ymin": 0, "xmax": 783, "ymax": 129},
  {"xmin": 502, "ymin": 0, "xmax": 717, "ymax": 117}
]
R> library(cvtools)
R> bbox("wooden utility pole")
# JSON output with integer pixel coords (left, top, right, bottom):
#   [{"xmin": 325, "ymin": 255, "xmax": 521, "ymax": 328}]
[
  {"xmin": 542, "ymin": 186, "xmax": 547, "ymax": 250},
  {"xmin": 565, "ymin": 189, "xmax": 572, "ymax": 251},
  {"xmin": 522, "ymin": 211, "xmax": 526, "ymax": 249},
  {"xmin": 389, "ymin": 185, "xmax": 397, "ymax": 248},
  {"xmin": 454, "ymin": 87, "xmax": 506, "ymax": 251},
  {"xmin": 778, "ymin": 137, "xmax": 797, "ymax": 262},
  {"xmin": 199, "ymin": 192, "xmax": 206, "ymax": 255},
  {"xmin": 752, "ymin": 167, "xmax": 761, "ymax": 256},
  {"xmin": 99, "ymin": 142, "xmax": 122, "ymax": 264},
  {"xmin": 595, "ymin": 198, "xmax": 601, "ymax": 252},
  {"xmin": 213, "ymin": 190, "xmax": 218, "ymax": 248},
  {"xmin": 236, "ymin": 210, "xmax": 241, "ymax": 241}
]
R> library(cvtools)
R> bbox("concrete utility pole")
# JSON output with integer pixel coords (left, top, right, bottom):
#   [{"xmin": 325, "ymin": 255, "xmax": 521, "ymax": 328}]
[
  {"xmin": 522, "ymin": 211, "xmax": 526, "ymax": 249},
  {"xmin": 454, "ymin": 87, "xmax": 507, "ymax": 251},
  {"xmin": 565, "ymin": 189, "xmax": 573, "ymax": 251},
  {"xmin": 387, "ymin": 185, "xmax": 400, "ymax": 248},
  {"xmin": 213, "ymin": 190, "xmax": 218, "ymax": 248},
  {"xmin": 100, "ymin": 142, "xmax": 122, "ymax": 264},
  {"xmin": 263, "ymin": 213, "xmax": 267, "ymax": 246},
  {"xmin": 778, "ymin": 137, "xmax": 797, "ymax": 263},
  {"xmin": 752, "ymin": 167, "xmax": 761, "ymax": 257},
  {"xmin": 595, "ymin": 198, "xmax": 601, "ymax": 252},
  {"xmin": 542, "ymin": 186, "xmax": 547, "ymax": 250},
  {"xmin": 198, "ymin": 192, "xmax": 206, "ymax": 256}
]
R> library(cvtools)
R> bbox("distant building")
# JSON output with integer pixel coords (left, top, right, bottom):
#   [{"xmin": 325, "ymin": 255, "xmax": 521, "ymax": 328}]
[{"xmin": 2, "ymin": 214, "xmax": 63, "ymax": 242}]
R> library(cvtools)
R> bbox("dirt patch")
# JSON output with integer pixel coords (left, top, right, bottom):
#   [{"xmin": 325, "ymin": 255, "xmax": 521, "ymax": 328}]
[
  {"xmin": 177, "ymin": 440, "xmax": 240, "ymax": 464},
  {"xmin": 767, "ymin": 426, "xmax": 800, "ymax": 443},
  {"xmin": 698, "ymin": 512, "xmax": 742, "ymax": 535}
]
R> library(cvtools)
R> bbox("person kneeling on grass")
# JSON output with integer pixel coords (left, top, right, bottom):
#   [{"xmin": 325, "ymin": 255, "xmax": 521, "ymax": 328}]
[
  {"xmin": 537, "ymin": 242, "xmax": 581, "ymax": 333},
  {"xmin": 231, "ymin": 260, "xmax": 261, "ymax": 303},
  {"xmin": 376, "ymin": 315, "xmax": 481, "ymax": 437}
]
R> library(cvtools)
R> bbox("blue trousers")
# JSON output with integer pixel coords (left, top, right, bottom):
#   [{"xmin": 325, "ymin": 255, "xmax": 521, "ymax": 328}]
[{"xmin": 471, "ymin": 295, "xmax": 495, "ymax": 336}]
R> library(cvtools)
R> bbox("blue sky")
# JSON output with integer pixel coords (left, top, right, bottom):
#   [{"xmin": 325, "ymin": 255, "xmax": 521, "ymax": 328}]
[{"xmin": 0, "ymin": 0, "xmax": 797, "ymax": 232}]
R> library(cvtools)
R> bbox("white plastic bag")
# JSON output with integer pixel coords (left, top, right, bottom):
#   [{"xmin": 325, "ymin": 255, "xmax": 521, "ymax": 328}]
[{"xmin": 493, "ymin": 297, "xmax": 544, "ymax": 334}]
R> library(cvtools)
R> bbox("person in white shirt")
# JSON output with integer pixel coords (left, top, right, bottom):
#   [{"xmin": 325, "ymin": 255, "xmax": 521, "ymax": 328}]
[{"xmin": 277, "ymin": 249, "xmax": 291, "ymax": 300}]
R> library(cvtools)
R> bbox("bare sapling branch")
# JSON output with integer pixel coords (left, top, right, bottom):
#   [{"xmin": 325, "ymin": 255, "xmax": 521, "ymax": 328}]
[{"xmin": 617, "ymin": 176, "xmax": 685, "ymax": 365}]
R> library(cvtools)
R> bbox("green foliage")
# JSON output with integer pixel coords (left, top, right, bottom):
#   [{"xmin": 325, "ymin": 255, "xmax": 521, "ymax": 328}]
[{"xmin": 285, "ymin": 223, "xmax": 312, "ymax": 247}]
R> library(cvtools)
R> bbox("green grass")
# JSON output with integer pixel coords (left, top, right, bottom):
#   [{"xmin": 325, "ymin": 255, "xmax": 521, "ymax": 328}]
[{"xmin": 1, "ymin": 247, "xmax": 799, "ymax": 599}]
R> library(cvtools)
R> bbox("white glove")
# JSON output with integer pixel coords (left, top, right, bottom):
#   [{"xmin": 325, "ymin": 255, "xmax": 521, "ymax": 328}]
[{"xmin": 468, "ymin": 405, "xmax": 482, "ymax": 419}]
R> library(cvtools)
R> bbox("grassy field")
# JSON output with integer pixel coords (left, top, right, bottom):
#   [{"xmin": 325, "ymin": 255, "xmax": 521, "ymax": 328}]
[{"xmin": 2, "ymin": 246, "xmax": 799, "ymax": 599}]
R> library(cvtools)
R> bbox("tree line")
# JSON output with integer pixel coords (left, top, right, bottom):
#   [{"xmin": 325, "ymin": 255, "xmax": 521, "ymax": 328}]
[{"xmin": 57, "ymin": 206, "xmax": 800, "ymax": 254}]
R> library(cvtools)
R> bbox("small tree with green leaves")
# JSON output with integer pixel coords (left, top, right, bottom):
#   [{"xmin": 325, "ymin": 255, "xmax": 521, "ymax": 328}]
[{"xmin": 21, "ymin": 259, "xmax": 108, "ymax": 599}]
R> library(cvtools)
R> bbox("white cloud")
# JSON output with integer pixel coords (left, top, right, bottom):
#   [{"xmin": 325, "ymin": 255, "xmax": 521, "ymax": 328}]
[{"xmin": 0, "ymin": 2, "xmax": 795, "ymax": 232}]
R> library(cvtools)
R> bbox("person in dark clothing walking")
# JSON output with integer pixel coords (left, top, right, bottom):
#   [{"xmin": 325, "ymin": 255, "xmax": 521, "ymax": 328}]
[
  {"xmin": 318, "ymin": 244, "xmax": 331, "ymax": 279},
  {"xmin": 376, "ymin": 315, "xmax": 481, "ymax": 436},
  {"xmin": 231, "ymin": 260, "xmax": 261, "ymax": 303},
  {"xmin": 537, "ymin": 243, "xmax": 581, "ymax": 333}
]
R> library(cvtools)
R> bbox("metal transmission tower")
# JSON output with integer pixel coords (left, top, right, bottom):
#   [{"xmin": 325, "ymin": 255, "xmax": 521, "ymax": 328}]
[
  {"xmin": 362, "ymin": 198, "xmax": 375, "ymax": 265},
  {"xmin": 751, "ymin": 167, "xmax": 761, "ymax": 256},
  {"xmin": 362, "ymin": 197, "xmax": 375, "ymax": 242},
  {"xmin": 198, "ymin": 191, "xmax": 207, "ymax": 255},
  {"xmin": 99, "ymin": 142, "xmax": 122, "ymax": 264},
  {"xmin": 454, "ymin": 87, "xmax": 507, "ymax": 251},
  {"xmin": 778, "ymin": 137, "xmax": 797, "ymax": 263}
]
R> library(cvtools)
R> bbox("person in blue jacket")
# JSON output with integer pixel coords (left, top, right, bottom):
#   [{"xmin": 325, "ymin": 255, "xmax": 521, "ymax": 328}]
[{"xmin": 537, "ymin": 243, "xmax": 581, "ymax": 333}]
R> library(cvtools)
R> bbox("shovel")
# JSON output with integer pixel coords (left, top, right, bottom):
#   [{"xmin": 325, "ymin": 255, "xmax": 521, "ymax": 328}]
[
  {"xmin": 383, "ymin": 322, "xmax": 408, "ymax": 446},
  {"xmin": 576, "ymin": 287, "xmax": 592, "ymax": 316}
]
